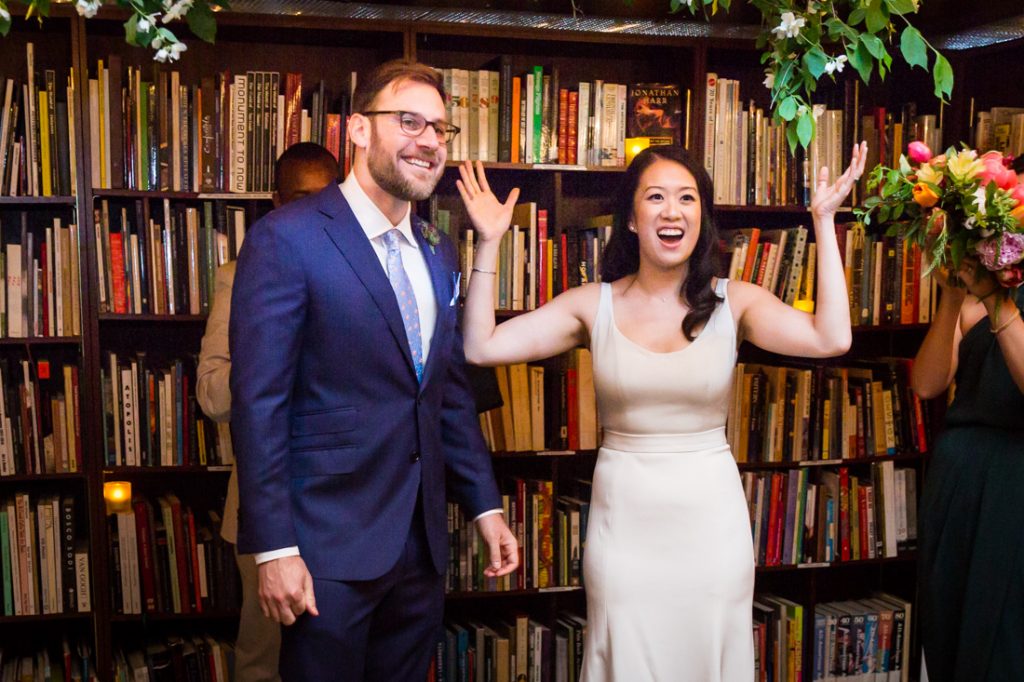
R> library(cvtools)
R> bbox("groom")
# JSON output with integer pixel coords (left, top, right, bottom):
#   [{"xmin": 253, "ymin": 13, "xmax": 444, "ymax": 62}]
[{"xmin": 230, "ymin": 59, "xmax": 519, "ymax": 681}]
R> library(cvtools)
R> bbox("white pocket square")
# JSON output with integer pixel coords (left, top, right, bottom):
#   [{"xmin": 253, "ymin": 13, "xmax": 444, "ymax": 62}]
[{"xmin": 450, "ymin": 272, "xmax": 462, "ymax": 306}]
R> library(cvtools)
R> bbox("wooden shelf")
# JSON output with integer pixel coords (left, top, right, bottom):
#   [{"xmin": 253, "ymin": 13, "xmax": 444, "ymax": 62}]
[
  {"xmin": 445, "ymin": 586, "xmax": 583, "ymax": 600},
  {"xmin": 0, "ymin": 196, "xmax": 77, "ymax": 205},
  {"xmin": 0, "ymin": 336, "xmax": 83, "ymax": 345},
  {"xmin": 0, "ymin": 472, "xmax": 86, "ymax": 484},
  {"xmin": 756, "ymin": 553, "xmax": 917, "ymax": 573},
  {"xmin": 0, "ymin": 612, "xmax": 92, "ymax": 624},
  {"xmin": 109, "ymin": 610, "xmax": 241, "ymax": 622},
  {"xmin": 737, "ymin": 452, "xmax": 925, "ymax": 471},
  {"xmin": 715, "ymin": 205, "xmax": 857, "ymax": 215},
  {"xmin": 852, "ymin": 323, "xmax": 930, "ymax": 333},
  {"xmin": 103, "ymin": 466, "xmax": 232, "ymax": 476},
  {"xmin": 444, "ymin": 161, "xmax": 625, "ymax": 173},
  {"xmin": 91, "ymin": 189, "xmax": 273, "ymax": 201},
  {"xmin": 490, "ymin": 449, "xmax": 597, "ymax": 459},
  {"xmin": 99, "ymin": 313, "xmax": 208, "ymax": 323}
]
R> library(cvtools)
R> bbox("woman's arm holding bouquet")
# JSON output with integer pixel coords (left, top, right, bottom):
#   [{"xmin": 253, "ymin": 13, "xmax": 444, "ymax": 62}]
[{"xmin": 911, "ymin": 261, "xmax": 965, "ymax": 399}]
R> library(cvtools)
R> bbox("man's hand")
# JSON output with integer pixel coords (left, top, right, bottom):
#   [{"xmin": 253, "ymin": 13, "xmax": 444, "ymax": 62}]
[
  {"xmin": 475, "ymin": 513, "xmax": 519, "ymax": 578},
  {"xmin": 257, "ymin": 555, "xmax": 319, "ymax": 625}
]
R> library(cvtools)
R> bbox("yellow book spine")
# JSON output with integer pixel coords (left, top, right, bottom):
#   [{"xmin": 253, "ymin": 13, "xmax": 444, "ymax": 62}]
[{"xmin": 38, "ymin": 91, "xmax": 52, "ymax": 197}]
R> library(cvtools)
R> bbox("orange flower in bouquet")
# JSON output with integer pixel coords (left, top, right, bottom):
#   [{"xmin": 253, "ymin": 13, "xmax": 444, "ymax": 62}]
[{"xmin": 856, "ymin": 141, "xmax": 1024, "ymax": 290}]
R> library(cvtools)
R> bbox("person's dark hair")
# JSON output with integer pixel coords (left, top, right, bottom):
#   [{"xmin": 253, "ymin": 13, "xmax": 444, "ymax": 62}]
[
  {"xmin": 352, "ymin": 59, "xmax": 446, "ymax": 115},
  {"xmin": 274, "ymin": 142, "xmax": 340, "ymax": 189},
  {"xmin": 1013, "ymin": 154, "xmax": 1024, "ymax": 175},
  {"xmin": 599, "ymin": 145, "xmax": 722, "ymax": 341}
]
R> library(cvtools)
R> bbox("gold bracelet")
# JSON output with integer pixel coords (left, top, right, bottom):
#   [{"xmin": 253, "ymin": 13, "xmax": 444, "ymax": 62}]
[
  {"xmin": 991, "ymin": 307, "xmax": 1021, "ymax": 335},
  {"xmin": 472, "ymin": 267, "xmax": 497, "ymax": 275}
]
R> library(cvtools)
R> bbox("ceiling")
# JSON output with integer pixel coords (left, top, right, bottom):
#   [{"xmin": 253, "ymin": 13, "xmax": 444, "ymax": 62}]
[{"xmin": 344, "ymin": 0, "xmax": 1022, "ymax": 42}]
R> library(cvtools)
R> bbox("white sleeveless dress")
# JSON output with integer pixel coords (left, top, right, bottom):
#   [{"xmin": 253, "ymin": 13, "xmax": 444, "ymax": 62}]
[{"xmin": 580, "ymin": 279, "xmax": 755, "ymax": 682}]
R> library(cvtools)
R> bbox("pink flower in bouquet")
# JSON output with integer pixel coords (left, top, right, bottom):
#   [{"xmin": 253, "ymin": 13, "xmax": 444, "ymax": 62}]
[
  {"xmin": 975, "ymin": 232, "xmax": 1024, "ymax": 270},
  {"xmin": 1012, "ymin": 184, "xmax": 1024, "ymax": 206},
  {"xmin": 978, "ymin": 151, "xmax": 1018, "ymax": 190},
  {"xmin": 995, "ymin": 265, "xmax": 1024, "ymax": 288},
  {"xmin": 908, "ymin": 141, "xmax": 932, "ymax": 164}
]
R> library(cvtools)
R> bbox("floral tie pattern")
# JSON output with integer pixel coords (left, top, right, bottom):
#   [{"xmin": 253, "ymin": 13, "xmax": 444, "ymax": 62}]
[{"xmin": 381, "ymin": 229, "xmax": 424, "ymax": 382}]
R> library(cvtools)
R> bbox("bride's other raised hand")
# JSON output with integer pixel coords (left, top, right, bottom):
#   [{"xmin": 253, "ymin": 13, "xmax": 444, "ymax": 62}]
[
  {"xmin": 810, "ymin": 141, "xmax": 868, "ymax": 221},
  {"xmin": 456, "ymin": 160, "xmax": 520, "ymax": 243}
]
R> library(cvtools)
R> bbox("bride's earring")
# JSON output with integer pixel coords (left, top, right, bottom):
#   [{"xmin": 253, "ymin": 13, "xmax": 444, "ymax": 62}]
[{"xmin": 629, "ymin": 223, "xmax": 636, "ymax": 232}]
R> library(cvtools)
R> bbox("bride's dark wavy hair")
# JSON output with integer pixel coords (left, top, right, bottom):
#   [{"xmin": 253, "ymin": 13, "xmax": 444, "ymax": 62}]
[{"xmin": 599, "ymin": 145, "xmax": 722, "ymax": 341}]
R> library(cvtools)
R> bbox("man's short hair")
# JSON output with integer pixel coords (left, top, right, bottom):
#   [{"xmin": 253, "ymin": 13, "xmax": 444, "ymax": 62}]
[
  {"xmin": 352, "ymin": 59, "xmax": 445, "ymax": 115},
  {"xmin": 274, "ymin": 142, "xmax": 340, "ymax": 189}
]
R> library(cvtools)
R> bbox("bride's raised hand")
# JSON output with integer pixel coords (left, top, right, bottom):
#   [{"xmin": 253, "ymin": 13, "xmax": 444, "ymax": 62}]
[
  {"xmin": 810, "ymin": 141, "xmax": 868, "ymax": 221},
  {"xmin": 456, "ymin": 160, "xmax": 520, "ymax": 244}
]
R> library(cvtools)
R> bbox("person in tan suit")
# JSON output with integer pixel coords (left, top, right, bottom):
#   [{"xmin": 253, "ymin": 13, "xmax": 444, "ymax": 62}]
[{"xmin": 196, "ymin": 142, "xmax": 340, "ymax": 682}]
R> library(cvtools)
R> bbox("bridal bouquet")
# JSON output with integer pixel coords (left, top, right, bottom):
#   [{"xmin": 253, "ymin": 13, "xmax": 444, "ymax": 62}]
[{"xmin": 856, "ymin": 142, "xmax": 1024, "ymax": 288}]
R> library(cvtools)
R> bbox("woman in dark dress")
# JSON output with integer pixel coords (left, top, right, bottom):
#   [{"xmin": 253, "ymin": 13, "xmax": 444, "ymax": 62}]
[{"xmin": 912, "ymin": 250, "xmax": 1024, "ymax": 681}]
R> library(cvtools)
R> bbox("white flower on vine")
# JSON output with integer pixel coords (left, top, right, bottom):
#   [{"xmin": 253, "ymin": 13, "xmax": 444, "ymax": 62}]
[
  {"xmin": 772, "ymin": 12, "xmax": 806, "ymax": 40},
  {"xmin": 763, "ymin": 70, "xmax": 775, "ymax": 90},
  {"xmin": 824, "ymin": 55, "xmax": 848, "ymax": 75},
  {"xmin": 162, "ymin": 0, "xmax": 194, "ymax": 23},
  {"xmin": 154, "ymin": 41, "xmax": 187, "ymax": 63},
  {"xmin": 137, "ymin": 14, "xmax": 159, "ymax": 32},
  {"xmin": 0, "ymin": 6, "xmax": 10, "ymax": 22},
  {"xmin": 75, "ymin": 0, "xmax": 101, "ymax": 18}
]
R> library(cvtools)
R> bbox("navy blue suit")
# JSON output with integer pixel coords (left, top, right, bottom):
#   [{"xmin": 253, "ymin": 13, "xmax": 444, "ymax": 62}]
[{"xmin": 230, "ymin": 184, "xmax": 501, "ymax": 680}]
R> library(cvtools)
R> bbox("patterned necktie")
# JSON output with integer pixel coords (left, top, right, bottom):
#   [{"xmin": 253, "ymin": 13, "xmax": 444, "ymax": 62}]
[{"xmin": 381, "ymin": 229, "xmax": 424, "ymax": 382}]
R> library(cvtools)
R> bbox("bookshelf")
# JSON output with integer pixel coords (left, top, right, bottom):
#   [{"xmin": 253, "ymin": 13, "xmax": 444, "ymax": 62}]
[{"xmin": 2, "ymin": 0, "xmax": 1016, "ymax": 678}]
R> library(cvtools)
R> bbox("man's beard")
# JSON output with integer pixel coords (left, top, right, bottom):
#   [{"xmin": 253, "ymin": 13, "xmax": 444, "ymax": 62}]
[{"xmin": 367, "ymin": 131, "xmax": 442, "ymax": 202}]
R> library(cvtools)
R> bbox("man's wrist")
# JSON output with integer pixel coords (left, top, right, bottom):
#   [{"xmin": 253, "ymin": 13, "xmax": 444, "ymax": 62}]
[
  {"xmin": 472, "ymin": 509, "xmax": 503, "ymax": 523},
  {"xmin": 253, "ymin": 546, "xmax": 301, "ymax": 564}
]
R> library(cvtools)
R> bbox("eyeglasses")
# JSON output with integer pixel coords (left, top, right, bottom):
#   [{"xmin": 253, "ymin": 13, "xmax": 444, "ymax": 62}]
[{"xmin": 362, "ymin": 110, "xmax": 460, "ymax": 144}]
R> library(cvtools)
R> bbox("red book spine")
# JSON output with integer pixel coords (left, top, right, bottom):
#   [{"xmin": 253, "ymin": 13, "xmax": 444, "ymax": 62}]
[
  {"xmin": 537, "ymin": 210, "xmax": 548, "ymax": 306},
  {"xmin": 857, "ymin": 484, "xmax": 869, "ymax": 561},
  {"xmin": 557, "ymin": 88, "xmax": 568, "ymax": 165},
  {"xmin": 109, "ymin": 232, "xmax": 128, "ymax": 314},
  {"xmin": 284, "ymin": 73, "xmax": 302, "ymax": 149},
  {"xmin": 567, "ymin": 91, "xmax": 578, "ymax": 166},
  {"xmin": 325, "ymin": 114, "xmax": 342, "ymax": 164}
]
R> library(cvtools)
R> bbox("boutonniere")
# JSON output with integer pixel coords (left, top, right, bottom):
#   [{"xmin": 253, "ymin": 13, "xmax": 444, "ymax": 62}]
[{"xmin": 420, "ymin": 222, "xmax": 441, "ymax": 255}]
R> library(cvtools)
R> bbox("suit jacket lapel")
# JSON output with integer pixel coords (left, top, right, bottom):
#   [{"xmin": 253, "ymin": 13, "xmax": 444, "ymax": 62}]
[
  {"xmin": 413, "ymin": 216, "xmax": 452, "ymax": 390},
  {"xmin": 318, "ymin": 188, "xmax": 417, "ymax": 378}
]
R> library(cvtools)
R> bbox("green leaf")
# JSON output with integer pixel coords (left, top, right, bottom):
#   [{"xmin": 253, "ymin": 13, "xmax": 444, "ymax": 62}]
[
  {"xmin": 797, "ymin": 111, "xmax": 814, "ymax": 148},
  {"xmin": 803, "ymin": 47, "xmax": 828, "ymax": 79},
  {"xmin": 886, "ymin": 0, "xmax": 918, "ymax": 13},
  {"xmin": 849, "ymin": 42, "xmax": 874, "ymax": 84},
  {"xmin": 848, "ymin": 7, "xmax": 866, "ymax": 26},
  {"xmin": 860, "ymin": 33, "xmax": 886, "ymax": 60},
  {"xmin": 124, "ymin": 14, "xmax": 141, "ymax": 47},
  {"xmin": 899, "ymin": 155, "xmax": 912, "ymax": 174},
  {"xmin": 187, "ymin": 0, "xmax": 218, "ymax": 43},
  {"xmin": 786, "ymin": 122, "xmax": 800, "ymax": 155},
  {"xmin": 0, "ymin": 20, "xmax": 9, "ymax": 38},
  {"xmin": 933, "ymin": 53, "xmax": 954, "ymax": 100},
  {"xmin": 31, "ymin": 0, "xmax": 50, "ymax": 17},
  {"xmin": 878, "ymin": 204, "xmax": 891, "ymax": 223},
  {"xmin": 950, "ymin": 235, "xmax": 965, "ymax": 265},
  {"xmin": 779, "ymin": 96, "xmax": 798, "ymax": 122},
  {"xmin": 865, "ymin": 0, "xmax": 889, "ymax": 33},
  {"xmin": 900, "ymin": 27, "xmax": 928, "ymax": 70}
]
